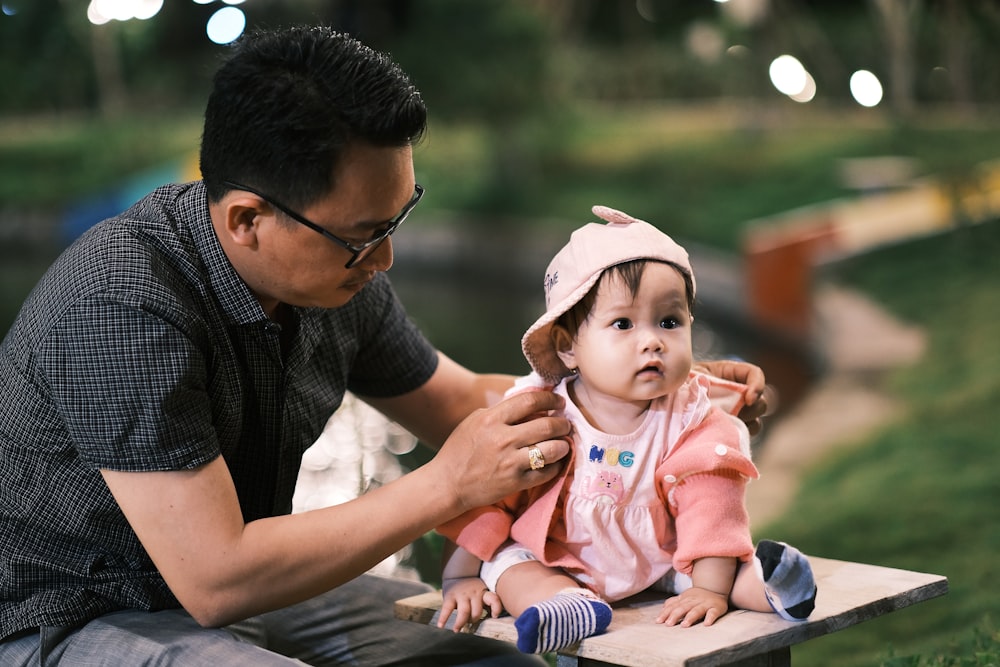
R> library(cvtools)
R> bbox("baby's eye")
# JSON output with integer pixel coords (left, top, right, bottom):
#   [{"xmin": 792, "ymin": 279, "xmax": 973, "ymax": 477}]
[
  {"xmin": 660, "ymin": 317, "xmax": 682, "ymax": 330},
  {"xmin": 612, "ymin": 318, "xmax": 633, "ymax": 330}
]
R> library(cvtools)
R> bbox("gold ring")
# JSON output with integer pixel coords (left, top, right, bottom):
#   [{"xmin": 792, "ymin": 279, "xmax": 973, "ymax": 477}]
[{"xmin": 528, "ymin": 446, "xmax": 546, "ymax": 471}]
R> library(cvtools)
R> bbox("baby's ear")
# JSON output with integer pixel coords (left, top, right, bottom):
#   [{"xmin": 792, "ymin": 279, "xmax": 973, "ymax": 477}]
[{"xmin": 552, "ymin": 325, "xmax": 577, "ymax": 371}]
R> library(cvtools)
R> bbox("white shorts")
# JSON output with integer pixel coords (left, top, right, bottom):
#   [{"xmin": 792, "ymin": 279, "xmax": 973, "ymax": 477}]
[
  {"xmin": 478, "ymin": 541, "xmax": 693, "ymax": 597},
  {"xmin": 479, "ymin": 542, "xmax": 539, "ymax": 592}
]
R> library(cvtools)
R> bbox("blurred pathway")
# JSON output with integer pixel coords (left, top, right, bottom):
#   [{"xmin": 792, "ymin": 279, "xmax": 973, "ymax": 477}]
[{"xmin": 746, "ymin": 284, "xmax": 926, "ymax": 527}]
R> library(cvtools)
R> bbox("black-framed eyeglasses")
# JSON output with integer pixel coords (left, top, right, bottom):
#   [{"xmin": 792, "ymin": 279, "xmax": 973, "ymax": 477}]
[{"xmin": 223, "ymin": 180, "xmax": 424, "ymax": 268}]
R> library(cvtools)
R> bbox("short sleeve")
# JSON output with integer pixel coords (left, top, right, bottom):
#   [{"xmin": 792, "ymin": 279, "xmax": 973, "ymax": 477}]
[{"xmin": 40, "ymin": 295, "xmax": 219, "ymax": 471}]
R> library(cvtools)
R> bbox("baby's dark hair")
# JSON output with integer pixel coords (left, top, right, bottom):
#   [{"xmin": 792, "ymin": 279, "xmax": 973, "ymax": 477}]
[{"xmin": 555, "ymin": 259, "xmax": 695, "ymax": 338}]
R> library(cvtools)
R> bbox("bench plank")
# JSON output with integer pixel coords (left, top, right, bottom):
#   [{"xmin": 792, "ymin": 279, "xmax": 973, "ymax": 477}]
[{"xmin": 394, "ymin": 556, "xmax": 948, "ymax": 667}]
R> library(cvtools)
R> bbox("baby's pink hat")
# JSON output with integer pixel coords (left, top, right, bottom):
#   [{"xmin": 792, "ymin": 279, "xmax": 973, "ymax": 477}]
[{"xmin": 521, "ymin": 205, "xmax": 695, "ymax": 385}]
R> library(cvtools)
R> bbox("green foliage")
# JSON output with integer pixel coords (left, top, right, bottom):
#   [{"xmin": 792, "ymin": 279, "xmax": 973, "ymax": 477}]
[
  {"xmin": 392, "ymin": 0, "xmax": 552, "ymax": 124},
  {"xmin": 391, "ymin": 0, "xmax": 557, "ymax": 204},
  {"xmin": 9, "ymin": 2, "xmax": 1000, "ymax": 119},
  {"xmin": 0, "ymin": 0, "xmax": 95, "ymax": 112}
]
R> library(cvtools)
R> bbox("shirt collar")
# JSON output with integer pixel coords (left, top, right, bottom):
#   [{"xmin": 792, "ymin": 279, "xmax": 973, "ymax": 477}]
[{"xmin": 182, "ymin": 181, "xmax": 271, "ymax": 327}]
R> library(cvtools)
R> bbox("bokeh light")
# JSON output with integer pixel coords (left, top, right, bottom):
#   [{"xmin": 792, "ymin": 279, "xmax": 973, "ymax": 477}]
[
  {"xmin": 87, "ymin": 0, "xmax": 162, "ymax": 24},
  {"xmin": 132, "ymin": 0, "xmax": 163, "ymax": 20},
  {"xmin": 850, "ymin": 69, "xmax": 883, "ymax": 107},
  {"xmin": 86, "ymin": 2, "xmax": 109, "ymax": 25},
  {"xmin": 788, "ymin": 72, "xmax": 817, "ymax": 103},
  {"xmin": 206, "ymin": 6, "xmax": 246, "ymax": 45},
  {"xmin": 769, "ymin": 55, "xmax": 809, "ymax": 97}
]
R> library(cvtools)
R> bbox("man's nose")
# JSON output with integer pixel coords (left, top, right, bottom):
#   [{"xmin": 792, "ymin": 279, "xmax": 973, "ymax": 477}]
[{"xmin": 359, "ymin": 236, "xmax": 394, "ymax": 272}]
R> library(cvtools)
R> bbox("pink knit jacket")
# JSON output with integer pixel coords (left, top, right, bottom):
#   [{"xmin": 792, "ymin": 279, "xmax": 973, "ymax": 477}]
[{"xmin": 437, "ymin": 372, "xmax": 759, "ymax": 584}]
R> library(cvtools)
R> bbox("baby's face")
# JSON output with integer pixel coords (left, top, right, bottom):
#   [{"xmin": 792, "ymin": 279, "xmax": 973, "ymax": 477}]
[{"xmin": 563, "ymin": 262, "xmax": 693, "ymax": 406}]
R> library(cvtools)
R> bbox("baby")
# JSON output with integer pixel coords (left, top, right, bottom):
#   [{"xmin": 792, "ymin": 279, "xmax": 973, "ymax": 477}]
[{"xmin": 437, "ymin": 206, "xmax": 817, "ymax": 653}]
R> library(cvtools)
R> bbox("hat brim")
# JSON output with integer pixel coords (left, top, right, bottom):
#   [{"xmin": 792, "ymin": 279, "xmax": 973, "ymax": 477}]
[{"xmin": 521, "ymin": 270, "xmax": 605, "ymax": 385}]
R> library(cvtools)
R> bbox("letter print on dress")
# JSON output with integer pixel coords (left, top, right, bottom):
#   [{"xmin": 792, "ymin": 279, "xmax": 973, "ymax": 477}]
[{"xmin": 580, "ymin": 444, "xmax": 635, "ymax": 505}]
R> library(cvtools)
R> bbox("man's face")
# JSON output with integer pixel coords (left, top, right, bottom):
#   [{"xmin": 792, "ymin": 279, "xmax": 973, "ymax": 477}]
[{"xmin": 230, "ymin": 143, "xmax": 416, "ymax": 313}]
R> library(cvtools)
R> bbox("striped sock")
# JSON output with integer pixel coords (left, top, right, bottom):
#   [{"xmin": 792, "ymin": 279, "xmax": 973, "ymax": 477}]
[
  {"xmin": 756, "ymin": 540, "xmax": 817, "ymax": 621},
  {"xmin": 514, "ymin": 588, "xmax": 612, "ymax": 654}
]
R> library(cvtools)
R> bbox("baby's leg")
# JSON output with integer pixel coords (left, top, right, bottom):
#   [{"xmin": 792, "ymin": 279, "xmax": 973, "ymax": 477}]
[
  {"xmin": 731, "ymin": 540, "xmax": 817, "ymax": 621},
  {"xmin": 496, "ymin": 561, "xmax": 612, "ymax": 653},
  {"xmin": 495, "ymin": 560, "xmax": 578, "ymax": 616}
]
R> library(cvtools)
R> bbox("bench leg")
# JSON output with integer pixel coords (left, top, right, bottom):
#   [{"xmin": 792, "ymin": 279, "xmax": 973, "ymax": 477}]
[{"xmin": 724, "ymin": 646, "xmax": 791, "ymax": 667}]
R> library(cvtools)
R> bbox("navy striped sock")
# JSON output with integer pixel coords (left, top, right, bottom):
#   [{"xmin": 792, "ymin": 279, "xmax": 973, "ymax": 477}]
[{"xmin": 514, "ymin": 588, "xmax": 613, "ymax": 653}]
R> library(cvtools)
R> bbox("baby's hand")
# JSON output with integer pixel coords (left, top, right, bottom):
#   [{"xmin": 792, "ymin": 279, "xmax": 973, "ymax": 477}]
[
  {"xmin": 655, "ymin": 587, "xmax": 730, "ymax": 627},
  {"xmin": 438, "ymin": 577, "xmax": 504, "ymax": 632}
]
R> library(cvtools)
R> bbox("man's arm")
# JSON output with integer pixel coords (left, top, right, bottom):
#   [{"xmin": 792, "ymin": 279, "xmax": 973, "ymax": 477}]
[
  {"xmin": 363, "ymin": 352, "xmax": 516, "ymax": 448},
  {"xmin": 102, "ymin": 384, "xmax": 570, "ymax": 628}
]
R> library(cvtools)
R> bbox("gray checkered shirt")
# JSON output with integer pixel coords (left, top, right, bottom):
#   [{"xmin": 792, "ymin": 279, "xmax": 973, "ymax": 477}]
[{"xmin": 0, "ymin": 181, "xmax": 438, "ymax": 640}]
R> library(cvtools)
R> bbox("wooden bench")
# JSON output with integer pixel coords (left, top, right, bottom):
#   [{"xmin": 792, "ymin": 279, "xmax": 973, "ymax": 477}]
[{"xmin": 394, "ymin": 556, "xmax": 947, "ymax": 667}]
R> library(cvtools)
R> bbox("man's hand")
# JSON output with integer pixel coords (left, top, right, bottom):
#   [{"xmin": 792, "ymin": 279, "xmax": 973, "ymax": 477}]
[
  {"xmin": 438, "ymin": 577, "xmax": 503, "ymax": 632},
  {"xmin": 695, "ymin": 359, "xmax": 775, "ymax": 436},
  {"xmin": 431, "ymin": 389, "xmax": 572, "ymax": 513}
]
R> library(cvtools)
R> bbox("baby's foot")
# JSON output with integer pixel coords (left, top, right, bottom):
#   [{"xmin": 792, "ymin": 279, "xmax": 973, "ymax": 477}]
[
  {"xmin": 514, "ymin": 587, "xmax": 612, "ymax": 653},
  {"xmin": 755, "ymin": 540, "xmax": 817, "ymax": 621}
]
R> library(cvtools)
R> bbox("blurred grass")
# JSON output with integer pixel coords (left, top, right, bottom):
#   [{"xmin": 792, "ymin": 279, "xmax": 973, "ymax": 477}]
[
  {"xmin": 416, "ymin": 105, "xmax": 1000, "ymax": 249},
  {"xmin": 760, "ymin": 221, "xmax": 1000, "ymax": 666},
  {"xmin": 7, "ymin": 106, "xmax": 1000, "ymax": 249},
  {"xmin": 0, "ymin": 114, "xmax": 201, "ymax": 208},
  {"xmin": 1, "ymin": 108, "xmax": 999, "ymax": 663}
]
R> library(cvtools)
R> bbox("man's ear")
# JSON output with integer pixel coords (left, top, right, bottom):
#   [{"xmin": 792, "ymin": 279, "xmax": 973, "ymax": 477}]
[
  {"xmin": 220, "ymin": 195, "xmax": 268, "ymax": 249},
  {"xmin": 552, "ymin": 325, "xmax": 577, "ymax": 372}
]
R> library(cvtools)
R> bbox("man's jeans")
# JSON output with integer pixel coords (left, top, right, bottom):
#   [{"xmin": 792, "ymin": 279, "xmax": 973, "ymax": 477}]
[{"xmin": 0, "ymin": 575, "xmax": 542, "ymax": 666}]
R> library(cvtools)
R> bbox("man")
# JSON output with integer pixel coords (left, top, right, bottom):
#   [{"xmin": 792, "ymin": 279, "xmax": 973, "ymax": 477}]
[{"xmin": 0, "ymin": 27, "xmax": 767, "ymax": 665}]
